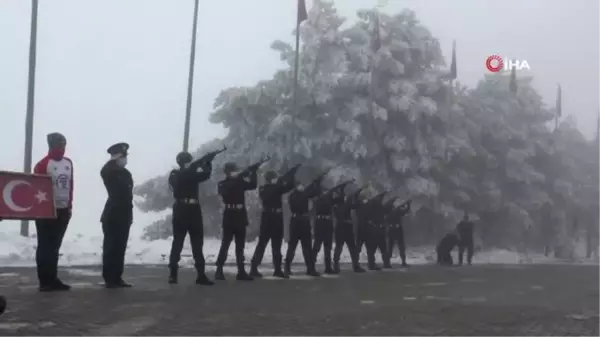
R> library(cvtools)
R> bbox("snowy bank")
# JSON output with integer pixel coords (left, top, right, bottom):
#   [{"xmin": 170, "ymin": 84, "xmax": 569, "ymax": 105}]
[{"xmin": 1, "ymin": 230, "xmax": 596, "ymax": 268}]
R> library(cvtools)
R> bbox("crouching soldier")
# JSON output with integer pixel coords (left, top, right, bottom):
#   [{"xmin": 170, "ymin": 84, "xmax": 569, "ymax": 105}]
[{"xmin": 436, "ymin": 232, "xmax": 460, "ymax": 266}]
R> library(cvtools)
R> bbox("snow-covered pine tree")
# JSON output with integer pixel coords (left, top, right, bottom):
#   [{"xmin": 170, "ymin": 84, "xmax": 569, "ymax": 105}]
[{"xmin": 135, "ymin": 2, "xmax": 597, "ymax": 257}]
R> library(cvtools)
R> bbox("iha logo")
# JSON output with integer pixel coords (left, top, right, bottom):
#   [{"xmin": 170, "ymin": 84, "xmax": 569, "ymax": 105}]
[{"xmin": 485, "ymin": 55, "xmax": 531, "ymax": 73}]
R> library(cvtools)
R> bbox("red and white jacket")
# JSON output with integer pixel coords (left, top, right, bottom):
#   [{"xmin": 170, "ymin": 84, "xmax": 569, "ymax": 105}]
[{"xmin": 34, "ymin": 155, "xmax": 74, "ymax": 209}]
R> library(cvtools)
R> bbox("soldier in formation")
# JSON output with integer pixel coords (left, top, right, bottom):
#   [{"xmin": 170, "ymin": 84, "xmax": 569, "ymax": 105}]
[
  {"xmin": 167, "ymin": 148, "xmax": 224, "ymax": 285},
  {"xmin": 92, "ymin": 144, "xmax": 479, "ymax": 288},
  {"xmin": 250, "ymin": 165, "xmax": 299, "ymax": 278}
]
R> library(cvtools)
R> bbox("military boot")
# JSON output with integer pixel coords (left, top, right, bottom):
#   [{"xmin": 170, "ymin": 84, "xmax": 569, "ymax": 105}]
[
  {"xmin": 383, "ymin": 261, "xmax": 393, "ymax": 269},
  {"xmin": 284, "ymin": 263, "xmax": 293, "ymax": 277},
  {"xmin": 324, "ymin": 260, "xmax": 335, "ymax": 274},
  {"xmin": 195, "ymin": 270, "xmax": 214, "ymax": 286},
  {"xmin": 306, "ymin": 264, "xmax": 321, "ymax": 277},
  {"xmin": 168, "ymin": 267, "xmax": 178, "ymax": 284},
  {"xmin": 273, "ymin": 268, "xmax": 288, "ymax": 279},
  {"xmin": 214, "ymin": 267, "xmax": 226, "ymax": 281},
  {"xmin": 236, "ymin": 270, "xmax": 254, "ymax": 281},
  {"xmin": 249, "ymin": 265, "xmax": 263, "ymax": 278},
  {"xmin": 353, "ymin": 264, "xmax": 366, "ymax": 273},
  {"xmin": 332, "ymin": 262, "xmax": 341, "ymax": 274},
  {"xmin": 368, "ymin": 263, "xmax": 381, "ymax": 271}
]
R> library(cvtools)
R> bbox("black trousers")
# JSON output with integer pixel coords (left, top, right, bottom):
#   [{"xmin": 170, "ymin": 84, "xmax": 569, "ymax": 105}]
[
  {"xmin": 169, "ymin": 203, "xmax": 206, "ymax": 272},
  {"xmin": 102, "ymin": 220, "xmax": 131, "ymax": 284},
  {"xmin": 356, "ymin": 225, "xmax": 369, "ymax": 258},
  {"xmin": 35, "ymin": 208, "xmax": 70, "ymax": 286},
  {"xmin": 285, "ymin": 215, "xmax": 313, "ymax": 270},
  {"xmin": 216, "ymin": 209, "xmax": 247, "ymax": 271},
  {"xmin": 386, "ymin": 226, "xmax": 406, "ymax": 263},
  {"xmin": 333, "ymin": 221, "xmax": 359, "ymax": 265},
  {"xmin": 458, "ymin": 238, "xmax": 474, "ymax": 264},
  {"xmin": 251, "ymin": 211, "xmax": 284, "ymax": 270},
  {"xmin": 367, "ymin": 225, "xmax": 387, "ymax": 265},
  {"xmin": 311, "ymin": 217, "xmax": 334, "ymax": 268}
]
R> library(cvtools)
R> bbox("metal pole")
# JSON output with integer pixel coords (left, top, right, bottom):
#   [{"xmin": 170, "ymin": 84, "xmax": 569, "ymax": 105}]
[
  {"xmin": 182, "ymin": 0, "xmax": 200, "ymax": 152},
  {"xmin": 292, "ymin": 21, "xmax": 301, "ymax": 115},
  {"xmin": 21, "ymin": 0, "xmax": 40, "ymax": 237}
]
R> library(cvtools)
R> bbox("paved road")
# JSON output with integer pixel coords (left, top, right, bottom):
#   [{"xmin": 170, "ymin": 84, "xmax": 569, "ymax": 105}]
[{"xmin": 0, "ymin": 263, "xmax": 598, "ymax": 335}]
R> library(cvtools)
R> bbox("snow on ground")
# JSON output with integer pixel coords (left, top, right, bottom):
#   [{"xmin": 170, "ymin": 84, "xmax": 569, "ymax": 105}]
[{"xmin": 1, "ymin": 229, "xmax": 597, "ymax": 268}]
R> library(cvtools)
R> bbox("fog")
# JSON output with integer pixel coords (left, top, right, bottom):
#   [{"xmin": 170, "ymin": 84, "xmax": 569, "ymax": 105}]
[{"xmin": 1, "ymin": 0, "xmax": 598, "ymax": 238}]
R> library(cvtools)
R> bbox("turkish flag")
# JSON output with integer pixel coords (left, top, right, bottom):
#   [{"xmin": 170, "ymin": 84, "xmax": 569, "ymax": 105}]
[{"xmin": 0, "ymin": 171, "xmax": 56, "ymax": 220}]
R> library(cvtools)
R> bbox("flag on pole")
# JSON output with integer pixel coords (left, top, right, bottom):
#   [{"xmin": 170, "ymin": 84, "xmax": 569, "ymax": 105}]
[
  {"xmin": 371, "ymin": 13, "xmax": 381, "ymax": 52},
  {"xmin": 555, "ymin": 85, "xmax": 562, "ymax": 117},
  {"xmin": 297, "ymin": 0, "xmax": 308, "ymax": 26},
  {"xmin": 449, "ymin": 40, "xmax": 457, "ymax": 80},
  {"xmin": 509, "ymin": 67, "xmax": 517, "ymax": 94}
]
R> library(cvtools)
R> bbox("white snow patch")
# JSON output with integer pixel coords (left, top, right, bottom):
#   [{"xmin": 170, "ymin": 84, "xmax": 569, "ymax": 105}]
[
  {"xmin": 0, "ymin": 228, "xmax": 597, "ymax": 267},
  {"xmin": 360, "ymin": 300, "xmax": 375, "ymax": 304},
  {"xmin": 403, "ymin": 296, "xmax": 417, "ymax": 300}
]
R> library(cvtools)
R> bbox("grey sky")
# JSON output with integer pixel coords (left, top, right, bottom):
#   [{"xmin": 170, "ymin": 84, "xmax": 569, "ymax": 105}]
[{"xmin": 1, "ymin": 0, "xmax": 598, "ymax": 236}]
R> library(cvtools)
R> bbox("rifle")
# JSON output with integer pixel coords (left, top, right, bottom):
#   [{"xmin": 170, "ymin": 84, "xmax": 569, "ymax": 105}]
[
  {"xmin": 279, "ymin": 163, "xmax": 302, "ymax": 182},
  {"xmin": 348, "ymin": 185, "xmax": 368, "ymax": 202},
  {"xmin": 320, "ymin": 179, "xmax": 355, "ymax": 198},
  {"xmin": 383, "ymin": 196, "xmax": 399, "ymax": 209},
  {"xmin": 197, "ymin": 145, "xmax": 227, "ymax": 165},
  {"xmin": 307, "ymin": 166, "xmax": 334, "ymax": 188},
  {"xmin": 367, "ymin": 191, "xmax": 388, "ymax": 205},
  {"xmin": 187, "ymin": 145, "xmax": 227, "ymax": 172},
  {"xmin": 239, "ymin": 156, "xmax": 271, "ymax": 176}
]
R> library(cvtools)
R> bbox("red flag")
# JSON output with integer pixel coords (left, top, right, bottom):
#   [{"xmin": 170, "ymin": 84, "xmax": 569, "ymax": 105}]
[
  {"xmin": 0, "ymin": 171, "xmax": 56, "ymax": 220},
  {"xmin": 297, "ymin": 0, "xmax": 307, "ymax": 25},
  {"xmin": 372, "ymin": 13, "xmax": 381, "ymax": 51}
]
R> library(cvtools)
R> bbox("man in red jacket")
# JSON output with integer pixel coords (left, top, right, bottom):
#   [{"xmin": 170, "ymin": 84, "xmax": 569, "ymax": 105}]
[{"xmin": 33, "ymin": 132, "xmax": 74, "ymax": 292}]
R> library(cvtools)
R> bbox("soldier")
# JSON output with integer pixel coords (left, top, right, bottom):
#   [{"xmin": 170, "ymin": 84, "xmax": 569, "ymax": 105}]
[
  {"xmin": 332, "ymin": 185, "xmax": 366, "ymax": 274},
  {"xmin": 250, "ymin": 165, "xmax": 300, "ymax": 278},
  {"xmin": 284, "ymin": 171, "xmax": 325, "ymax": 277},
  {"xmin": 100, "ymin": 142, "xmax": 134, "ymax": 288},
  {"xmin": 167, "ymin": 149, "xmax": 223, "ymax": 285},
  {"xmin": 368, "ymin": 192, "xmax": 388, "ymax": 270},
  {"xmin": 384, "ymin": 199, "xmax": 411, "ymax": 268},
  {"xmin": 355, "ymin": 191, "xmax": 370, "ymax": 265},
  {"xmin": 215, "ymin": 158, "xmax": 267, "ymax": 281},
  {"xmin": 456, "ymin": 212, "xmax": 475, "ymax": 265},
  {"xmin": 312, "ymin": 180, "xmax": 353, "ymax": 274},
  {"xmin": 436, "ymin": 231, "xmax": 460, "ymax": 266},
  {"xmin": 33, "ymin": 132, "xmax": 74, "ymax": 291}
]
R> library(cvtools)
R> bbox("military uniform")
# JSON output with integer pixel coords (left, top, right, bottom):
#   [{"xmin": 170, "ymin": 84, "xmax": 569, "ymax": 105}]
[
  {"xmin": 332, "ymin": 193, "xmax": 365, "ymax": 273},
  {"xmin": 355, "ymin": 198, "xmax": 371, "ymax": 264},
  {"xmin": 215, "ymin": 163, "xmax": 257, "ymax": 281},
  {"xmin": 384, "ymin": 203, "xmax": 410, "ymax": 268},
  {"xmin": 456, "ymin": 216, "xmax": 475, "ymax": 265},
  {"xmin": 311, "ymin": 190, "xmax": 336, "ymax": 273},
  {"xmin": 437, "ymin": 232, "xmax": 459, "ymax": 265},
  {"xmin": 100, "ymin": 142, "xmax": 133, "ymax": 288},
  {"xmin": 284, "ymin": 184, "xmax": 321, "ymax": 276},
  {"xmin": 167, "ymin": 152, "xmax": 213, "ymax": 285},
  {"xmin": 367, "ymin": 200, "xmax": 387, "ymax": 270},
  {"xmin": 250, "ymin": 171, "xmax": 295, "ymax": 278}
]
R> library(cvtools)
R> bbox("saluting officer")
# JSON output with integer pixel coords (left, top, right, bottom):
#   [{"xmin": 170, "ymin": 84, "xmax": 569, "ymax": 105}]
[
  {"xmin": 167, "ymin": 152, "xmax": 214, "ymax": 285},
  {"xmin": 100, "ymin": 142, "xmax": 134, "ymax": 288}
]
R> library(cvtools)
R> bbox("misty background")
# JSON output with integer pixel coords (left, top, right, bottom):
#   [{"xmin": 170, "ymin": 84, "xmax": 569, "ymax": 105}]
[{"xmin": 1, "ymin": 0, "xmax": 598, "ymax": 239}]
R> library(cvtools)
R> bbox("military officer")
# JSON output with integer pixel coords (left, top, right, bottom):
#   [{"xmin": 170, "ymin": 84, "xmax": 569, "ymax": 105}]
[{"xmin": 100, "ymin": 142, "xmax": 134, "ymax": 288}]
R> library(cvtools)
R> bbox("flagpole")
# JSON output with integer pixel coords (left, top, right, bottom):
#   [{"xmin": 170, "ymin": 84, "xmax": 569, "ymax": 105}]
[
  {"xmin": 21, "ymin": 0, "xmax": 40, "ymax": 237},
  {"xmin": 292, "ymin": 20, "xmax": 301, "ymax": 116},
  {"xmin": 182, "ymin": 0, "xmax": 200, "ymax": 152}
]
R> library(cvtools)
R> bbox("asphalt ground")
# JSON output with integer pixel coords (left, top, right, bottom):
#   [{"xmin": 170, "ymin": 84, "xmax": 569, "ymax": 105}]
[{"xmin": 0, "ymin": 263, "xmax": 598, "ymax": 336}]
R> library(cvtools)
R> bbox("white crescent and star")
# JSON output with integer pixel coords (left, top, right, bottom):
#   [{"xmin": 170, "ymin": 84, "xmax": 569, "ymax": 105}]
[{"xmin": 2, "ymin": 180, "xmax": 48, "ymax": 213}]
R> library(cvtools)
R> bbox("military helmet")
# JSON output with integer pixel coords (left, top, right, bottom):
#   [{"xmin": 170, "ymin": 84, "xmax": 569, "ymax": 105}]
[
  {"xmin": 264, "ymin": 170, "xmax": 277, "ymax": 181},
  {"xmin": 176, "ymin": 152, "xmax": 193, "ymax": 166},
  {"xmin": 223, "ymin": 162, "xmax": 238, "ymax": 174}
]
